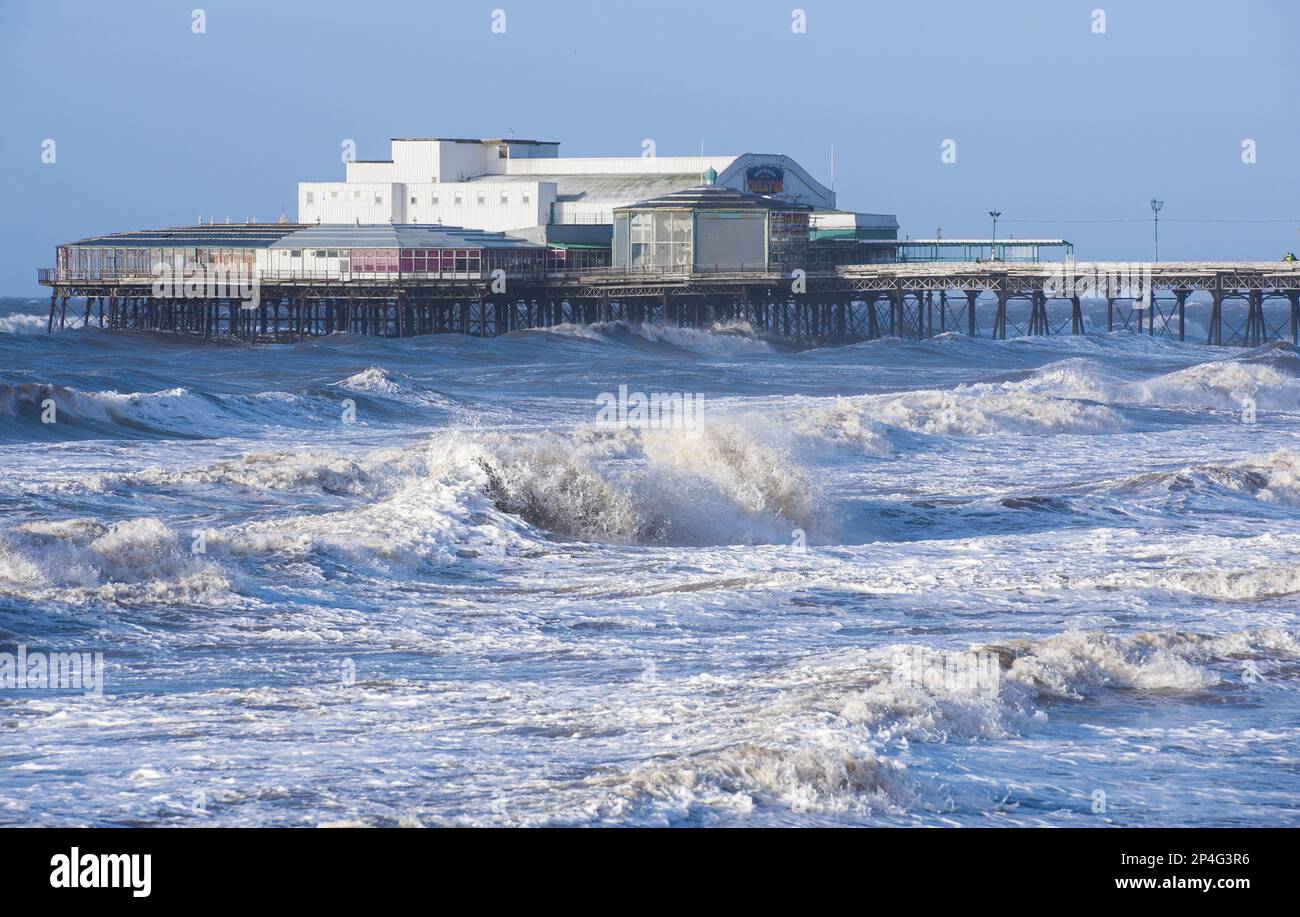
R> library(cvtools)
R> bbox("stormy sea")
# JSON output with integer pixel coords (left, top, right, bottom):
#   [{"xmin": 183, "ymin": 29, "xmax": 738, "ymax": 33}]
[{"xmin": 1, "ymin": 295, "xmax": 1298, "ymax": 827}]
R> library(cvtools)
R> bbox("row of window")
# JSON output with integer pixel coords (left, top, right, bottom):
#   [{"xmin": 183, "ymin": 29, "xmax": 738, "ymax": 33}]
[
  {"xmin": 409, "ymin": 191, "xmax": 532, "ymax": 206},
  {"xmin": 283, "ymin": 248, "xmax": 549, "ymax": 274},
  {"xmin": 63, "ymin": 247, "xmax": 255, "ymax": 272},
  {"xmin": 304, "ymin": 190, "xmax": 534, "ymax": 207},
  {"xmin": 305, "ymin": 191, "xmax": 384, "ymax": 205},
  {"xmin": 545, "ymin": 249, "xmax": 611, "ymax": 272},
  {"xmin": 58, "ymin": 246, "xmax": 560, "ymax": 277}
]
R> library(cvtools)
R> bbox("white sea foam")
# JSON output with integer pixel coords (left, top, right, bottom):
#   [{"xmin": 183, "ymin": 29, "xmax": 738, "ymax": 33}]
[
  {"xmin": 1132, "ymin": 359, "xmax": 1300, "ymax": 413},
  {"xmin": 571, "ymin": 625, "xmax": 1294, "ymax": 823},
  {"xmin": 790, "ymin": 397, "xmax": 895, "ymax": 456},
  {"xmin": 334, "ymin": 367, "xmax": 454, "ymax": 409},
  {"xmin": 865, "ymin": 388, "xmax": 1125, "ymax": 436},
  {"xmin": 0, "ymin": 313, "xmax": 47, "ymax": 334}
]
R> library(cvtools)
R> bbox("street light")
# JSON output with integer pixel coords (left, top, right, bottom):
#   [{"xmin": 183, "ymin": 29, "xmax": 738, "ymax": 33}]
[
  {"xmin": 988, "ymin": 210, "xmax": 1002, "ymax": 260},
  {"xmin": 1150, "ymin": 197, "xmax": 1164, "ymax": 262}
]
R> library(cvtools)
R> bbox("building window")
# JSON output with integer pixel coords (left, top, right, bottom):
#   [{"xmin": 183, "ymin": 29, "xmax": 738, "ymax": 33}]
[
  {"xmin": 431, "ymin": 194, "xmax": 439, "ymax": 205},
  {"xmin": 500, "ymin": 193, "xmax": 509, "ymax": 205},
  {"xmin": 498, "ymin": 144, "xmax": 508, "ymax": 159},
  {"xmin": 305, "ymin": 191, "xmax": 314, "ymax": 204},
  {"xmin": 410, "ymin": 196, "xmax": 417, "ymax": 204},
  {"xmin": 290, "ymin": 250, "xmax": 301, "ymax": 258},
  {"xmin": 454, "ymin": 193, "xmax": 463, "ymax": 205},
  {"xmin": 477, "ymin": 192, "xmax": 485, "ymax": 205},
  {"xmin": 628, "ymin": 210, "xmax": 692, "ymax": 269},
  {"xmin": 522, "ymin": 193, "xmax": 530, "ymax": 204},
  {"xmin": 374, "ymin": 195, "xmax": 383, "ymax": 204}
]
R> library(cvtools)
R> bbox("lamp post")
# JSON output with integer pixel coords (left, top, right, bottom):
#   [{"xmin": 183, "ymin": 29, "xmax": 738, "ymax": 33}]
[
  {"xmin": 1150, "ymin": 197, "xmax": 1163, "ymax": 262},
  {"xmin": 988, "ymin": 210, "xmax": 1002, "ymax": 261}
]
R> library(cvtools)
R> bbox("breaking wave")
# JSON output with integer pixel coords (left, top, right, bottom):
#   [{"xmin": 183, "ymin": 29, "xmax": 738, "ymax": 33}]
[
  {"xmin": 0, "ymin": 517, "xmax": 231, "ymax": 605},
  {"xmin": 1098, "ymin": 449, "xmax": 1300, "ymax": 508},
  {"xmin": 1132, "ymin": 356, "xmax": 1300, "ymax": 413},
  {"xmin": 537, "ymin": 321, "xmax": 773, "ymax": 356},
  {"xmin": 438, "ymin": 422, "xmax": 822, "ymax": 545},
  {"xmin": 0, "ymin": 312, "xmax": 47, "ymax": 335},
  {"xmin": 0, "ymin": 374, "xmax": 436, "ymax": 439},
  {"xmin": 0, "ymin": 380, "xmax": 356, "ymax": 440},
  {"xmin": 333, "ymin": 367, "xmax": 457, "ymax": 410},
  {"xmin": 1003, "ymin": 348, "xmax": 1300, "ymax": 415},
  {"xmin": 573, "ymin": 625, "xmax": 1297, "ymax": 822},
  {"xmin": 863, "ymin": 388, "xmax": 1125, "ymax": 436}
]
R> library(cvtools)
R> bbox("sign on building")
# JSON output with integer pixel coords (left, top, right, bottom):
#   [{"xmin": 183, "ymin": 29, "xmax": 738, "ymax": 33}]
[{"xmin": 745, "ymin": 165, "xmax": 785, "ymax": 195}]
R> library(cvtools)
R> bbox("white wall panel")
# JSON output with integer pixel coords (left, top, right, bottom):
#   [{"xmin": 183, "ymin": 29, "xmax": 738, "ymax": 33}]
[
  {"xmin": 404, "ymin": 181, "xmax": 553, "ymax": 231},
  {"xmin": 346, "ymin": 161, "xmax": 395, "ymax": 182},
  {"xmin": 299, "ymin": 182, "xmax": 399, "ymax": 224}
]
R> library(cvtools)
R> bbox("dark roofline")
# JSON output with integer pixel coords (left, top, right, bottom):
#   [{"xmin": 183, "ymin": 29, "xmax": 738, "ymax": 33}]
[
  {"xmin": 614, "ymin": 186, "xmax": 814, "ymax": 213},
  {"xmin": 267, "ymin": 224, "xmax": 547, "ymax": 251},
  {"xmin": 390, "ymin": 137, "xmax": 560, "ymax": 146},
  {"xmin": 65, "ymin": 224, "xmax": 308, "ymax": 247}
]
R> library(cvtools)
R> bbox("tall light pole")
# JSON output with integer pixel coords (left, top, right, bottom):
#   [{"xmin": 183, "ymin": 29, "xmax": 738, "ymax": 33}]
[
  {"xmin": 1150, "ymin": 197, "xmax": 1163, "ymax": 262},
  {"xmin": 988, "ymin": 210, "xmax": 1002, "ymax": 260}
]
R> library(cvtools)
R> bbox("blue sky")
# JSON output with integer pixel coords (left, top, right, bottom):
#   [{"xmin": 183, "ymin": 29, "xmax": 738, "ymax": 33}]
[{"xmin": 2, "ymin": 0, "xmax": 1297, "ymax": 293}]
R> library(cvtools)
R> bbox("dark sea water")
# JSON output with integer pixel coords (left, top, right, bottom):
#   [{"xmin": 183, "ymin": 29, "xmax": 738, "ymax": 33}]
[{"xmin": 1, "ymin": 295, "xmax": 1298, "ymax": 826}]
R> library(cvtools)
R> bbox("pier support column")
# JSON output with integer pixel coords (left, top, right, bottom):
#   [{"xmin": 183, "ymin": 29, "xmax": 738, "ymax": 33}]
[
  {"xmin": 1070, "ymin": 296, "xmax": 1083, "ymax": 334},
  {"xmin": 966, "ymin": 290, "xmax": 978, "ymax": 338},
  {"xmin": 1245, "ymin": 290, "xmax": 1264, "ymax": 346},
  {"xmin": 1207, "ymin": 291, "xmax": 1223, "ymax": 345},
  {"xmin": 1176, "ymin": 290, "xmax": 1189, "ymax": 342},
  {"xmin": 1030, "ymin": 291, "xmax": 1047, "ymax": 335}
]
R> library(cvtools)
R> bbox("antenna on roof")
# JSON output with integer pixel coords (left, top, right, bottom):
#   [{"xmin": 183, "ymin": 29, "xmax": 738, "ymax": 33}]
[{"xmin": 278, "ymin": 206, "xmax": 288, "ymax": 224}]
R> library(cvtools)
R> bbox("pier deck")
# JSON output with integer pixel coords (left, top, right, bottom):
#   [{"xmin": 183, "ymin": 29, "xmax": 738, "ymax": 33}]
[{"xmin": 37, "ymin": 262, "xmax": 1300, "ymax": 347}]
